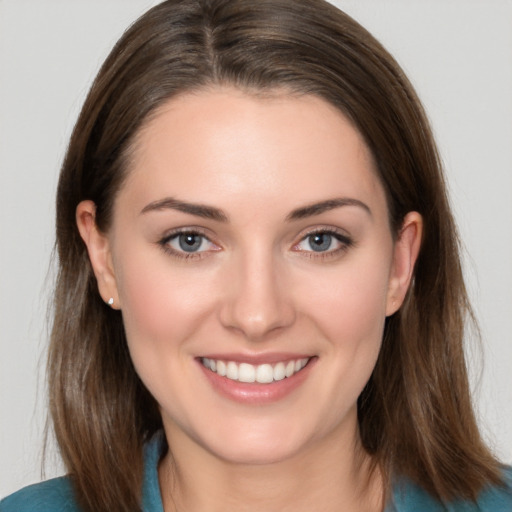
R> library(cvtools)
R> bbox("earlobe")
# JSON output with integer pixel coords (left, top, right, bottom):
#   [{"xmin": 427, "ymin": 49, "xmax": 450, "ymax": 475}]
[
  {"xmin": 386, "ymin": 212, "xmax": 423, "ymax": 316},
  {"xmin": 76, "ymin": 200, "xmax": 120, "ymax": 309}
]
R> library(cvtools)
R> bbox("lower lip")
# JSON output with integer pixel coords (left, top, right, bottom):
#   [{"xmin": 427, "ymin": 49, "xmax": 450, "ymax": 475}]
[{"xmin": 198, "ymin": 358, "xmax": 316, "ymax": 405}]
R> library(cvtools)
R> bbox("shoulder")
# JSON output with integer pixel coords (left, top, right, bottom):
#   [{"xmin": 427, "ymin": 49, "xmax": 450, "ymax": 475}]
[
  {"xmin": 389, "ymin": 466, "xmax": 512, "ymax": 512},
  {"xmin": 0, "ymin": 476, "xmax": 80, "ymax": 512},
  {"xmin": 0, "ymin": 433, "xmax": 165, "ymax": 512},
  {"xmin": 474, "ymin": 466, "xmax": 512, "ymax": 511}
]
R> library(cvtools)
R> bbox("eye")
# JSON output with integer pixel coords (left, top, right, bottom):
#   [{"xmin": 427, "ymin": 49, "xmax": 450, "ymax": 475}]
[
  {"xmin": 293, "ymin": 229, "xmax": 353, "ymax": 256},
  {"xmin": 301, "ymin": 233, "xmax": 337, "ymax": 252},
  {"xmin": 159, "ymin": 230, "xmax": 219, "ymax": 258},
  {"xmin": 170, "ymin": 233, "xmax": 210, "ymax": 253}
]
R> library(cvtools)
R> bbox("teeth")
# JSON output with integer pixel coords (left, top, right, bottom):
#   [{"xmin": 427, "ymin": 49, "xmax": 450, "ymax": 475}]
[
  {"xmin": 239, "ymin": 363, "xmax": 255, "ymax": 383},
  {"xmin": 256, "ymin": 364, "xmax": 273, "ymax": 384},
  {"xmin": 274, "ymin": 362, "xmax": 286, "ymax": 381},
  {"xmin": 217, "ymin": 360, "xmax": 226, "ymax": 376},
  {"xmin": 202, "ymin": 357, "xmax": 310, "ymax": 384},
  {"xmin": 226, "ymin": 361, "xmax": 238, "ymax": 380}
]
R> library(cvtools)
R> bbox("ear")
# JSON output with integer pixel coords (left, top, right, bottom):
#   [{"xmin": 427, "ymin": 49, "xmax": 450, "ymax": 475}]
[
  {"xmin": 386, "ymin": 211, "xmax": 423, "ymax": 316},
  {"xmin": 76, "ymin": 200, "xmax": 120, "ymax": 309}
]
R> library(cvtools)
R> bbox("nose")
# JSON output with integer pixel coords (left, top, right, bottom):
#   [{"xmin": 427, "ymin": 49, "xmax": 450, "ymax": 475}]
[{"xmin": 219, "ymin": 250, "xmax": 296, "ymax": 341}]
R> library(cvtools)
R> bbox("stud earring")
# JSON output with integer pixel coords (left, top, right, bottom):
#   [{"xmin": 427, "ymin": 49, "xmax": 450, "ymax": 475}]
[{"xmin": 107, "ymin": 297, "xmax": 114, "ymax": 307}]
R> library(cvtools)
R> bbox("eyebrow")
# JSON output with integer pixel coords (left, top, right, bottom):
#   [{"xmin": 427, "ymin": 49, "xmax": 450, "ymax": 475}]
[
  {"xmin": 286, "ymin": 198, "xmax": 371, "ymax": 221},
  {"xmin": 140, "ymin": 196, "xmax": 371, "ymax": 222},
  {"xmin": 140, "ymin": 197, "xmax": 229, "ymax": 222}
]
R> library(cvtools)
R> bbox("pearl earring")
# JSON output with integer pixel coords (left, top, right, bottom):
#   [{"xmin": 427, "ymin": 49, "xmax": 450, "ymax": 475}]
[{"xmin": 107, "ymin": 297, "xmax": 114, "ymax": 306}]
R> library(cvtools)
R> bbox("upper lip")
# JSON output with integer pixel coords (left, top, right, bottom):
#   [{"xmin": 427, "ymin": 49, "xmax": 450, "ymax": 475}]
[{"xmin": 198, "ymin": 352, "xmax": 314, "ymax": 365}]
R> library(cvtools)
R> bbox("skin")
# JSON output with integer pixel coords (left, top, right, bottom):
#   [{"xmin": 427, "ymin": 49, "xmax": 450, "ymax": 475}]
[{"xmin": 77, "ymin": 88, "xmax": 422, "ymax": 512}]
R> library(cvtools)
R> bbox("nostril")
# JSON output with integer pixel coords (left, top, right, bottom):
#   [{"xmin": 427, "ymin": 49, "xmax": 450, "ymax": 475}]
[
  {"xmin": 219, "ymin": 301, "xmax": 296, "ymax": 341},
  {"xmin": 217, "ymin": 257, "xmax": 296, "ymax": 339}
]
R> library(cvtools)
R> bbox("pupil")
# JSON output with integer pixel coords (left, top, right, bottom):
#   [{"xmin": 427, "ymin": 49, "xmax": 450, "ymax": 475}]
[
  {"xmin": 310, "ymin": 233, "xmax": 331, "ymax": 252},
  {"xmin": 179, "ymin": 234, "xmax": 201, "ymax": 252}
]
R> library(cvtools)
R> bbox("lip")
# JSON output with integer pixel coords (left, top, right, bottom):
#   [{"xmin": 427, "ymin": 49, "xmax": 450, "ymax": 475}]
[
  {"xmin": 200, "ymin": 352, "xmax": 313, "ymax": 365},
  {"xmin": 197, "ymin": 355, "xmax": 317, "ymax": 405}
]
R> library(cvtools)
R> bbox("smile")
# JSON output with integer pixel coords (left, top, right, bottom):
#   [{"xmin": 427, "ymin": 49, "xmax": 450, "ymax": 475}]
[{"xmin": 201, "ymin": 357, "xmax": 310, "ymax": 384}]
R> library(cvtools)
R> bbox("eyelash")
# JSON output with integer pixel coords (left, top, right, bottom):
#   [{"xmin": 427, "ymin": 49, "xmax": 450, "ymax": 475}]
[
  {"xmin": 158, "ymin": 229, "xmax": 218, "ymax": 261},
  {"xmin": 158, "ymin": 227, "xmax": 354, "ymax": 261},
  {"xmin": 292, "ymin": 228, "xmax": 354, "ymax": 260}
]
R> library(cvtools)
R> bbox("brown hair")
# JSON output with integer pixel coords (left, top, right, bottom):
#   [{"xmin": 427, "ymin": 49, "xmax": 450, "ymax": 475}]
[{"xmin": 49, "ymin": 0, "xmax": 502, "ymax": 510}]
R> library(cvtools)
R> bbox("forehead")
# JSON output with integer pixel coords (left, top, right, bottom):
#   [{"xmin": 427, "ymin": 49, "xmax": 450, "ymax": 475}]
[{"xmin": 120, "ymin": 87, "xmax": 387, "ymax": 221}]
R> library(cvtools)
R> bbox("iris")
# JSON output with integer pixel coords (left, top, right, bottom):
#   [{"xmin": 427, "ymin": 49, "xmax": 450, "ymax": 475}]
[
  {"xmin": 179, "ymin": 233, "xmax": 203, "ymax": 252},
  {"xmin": 308, "ymin": 233, "xmax": 332, "ymax": 252}
]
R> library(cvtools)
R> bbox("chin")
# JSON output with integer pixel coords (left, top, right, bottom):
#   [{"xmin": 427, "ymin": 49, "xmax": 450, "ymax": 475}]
[
  {"xmin": 208, "ymin": 435, "xmax": 306, "ymax": 466},
  {"xmin": 190, "ymin": 414, "xmax": 320, "ymax": 466}
]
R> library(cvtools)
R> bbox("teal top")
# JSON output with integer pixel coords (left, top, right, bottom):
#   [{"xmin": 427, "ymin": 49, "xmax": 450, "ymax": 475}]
[{"xmin": 2, "ymin": 434, "xmax": 511, "ymax": 511}]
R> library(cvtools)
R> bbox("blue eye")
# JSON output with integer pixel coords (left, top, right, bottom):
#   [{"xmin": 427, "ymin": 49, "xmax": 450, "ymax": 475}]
[
  {"xmin": 177, "ymin": 233, "xmax": 204, "ymax": 252},
  {"xmin": 295, "ymin": 230, "xmax": 352, "ymax": 255},
  {"xmin": 164, "ymin": 232, "xmax": 216, "ymax": 255},
  {"xmin": 306, "ymin": 233, "xmax": 335, "ymax": 252}
]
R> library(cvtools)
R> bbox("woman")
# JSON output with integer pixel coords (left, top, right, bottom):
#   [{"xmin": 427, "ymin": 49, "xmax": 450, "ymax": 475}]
[{"xmin": 1, "ymin": 0, "xmax": 510, "ymax": 511}]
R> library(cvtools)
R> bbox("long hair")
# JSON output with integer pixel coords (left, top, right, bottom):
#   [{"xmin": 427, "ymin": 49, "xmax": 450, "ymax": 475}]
[{"xmin": 49, "ymin": 1, "xmax": 502, "ymax": 510}]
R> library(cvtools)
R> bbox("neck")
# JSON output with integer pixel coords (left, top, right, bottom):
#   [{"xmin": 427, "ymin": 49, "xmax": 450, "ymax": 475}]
[{"xmin": 158, "ymin": 415, "xmax": 384, "ymax": 512}]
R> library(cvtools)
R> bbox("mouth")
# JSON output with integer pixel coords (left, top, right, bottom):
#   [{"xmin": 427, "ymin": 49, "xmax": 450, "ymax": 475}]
[
  {"xmin": 197, "ymin": 354, "xmax": 315, "ymax": 404},
  {"xmin": 200, "ymin": 357, "xmax": 310, "ymax": 384}
]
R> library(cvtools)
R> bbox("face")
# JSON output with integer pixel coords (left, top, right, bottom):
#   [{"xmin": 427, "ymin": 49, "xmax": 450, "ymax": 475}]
[{"xmin": 79, "ymin": 88, "xmax": 420, "ymax": 465}]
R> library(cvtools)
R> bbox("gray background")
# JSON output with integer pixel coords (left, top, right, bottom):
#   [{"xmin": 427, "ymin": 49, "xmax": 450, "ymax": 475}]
[{"xmin": 1, "ymin": 0, "xmax": 511, "ymax": 498}]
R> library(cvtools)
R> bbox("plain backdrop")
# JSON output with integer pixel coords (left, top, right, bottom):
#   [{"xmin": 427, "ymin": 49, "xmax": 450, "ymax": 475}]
[{"xmin": 1, "ymin": 0, "xmax": 511, "ymax": 499}]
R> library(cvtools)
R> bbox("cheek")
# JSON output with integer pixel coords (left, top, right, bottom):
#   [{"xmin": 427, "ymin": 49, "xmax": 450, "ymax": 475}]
[
  {"xmin": 299, "ymin": 252, "xmax": 392, "ymax": 399},
  {"xmin": 114, "ymin": 248, "xmax": 218, "ymax": 358},
  {"xmin": 303, "ymin": 258, "xmax": 391, "ymax": 346},
  {"xmin": 307, "ymin": 266, "xmax": 390, "ymax": 421},
  {"xmin": 113, "ymin": 251, "xmax": 221, "ymax": 419}
]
